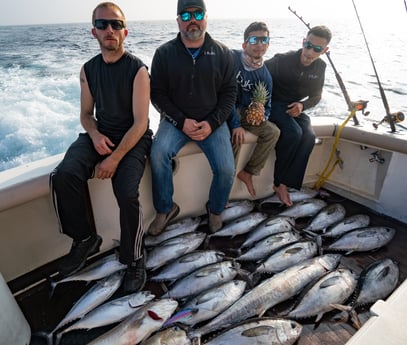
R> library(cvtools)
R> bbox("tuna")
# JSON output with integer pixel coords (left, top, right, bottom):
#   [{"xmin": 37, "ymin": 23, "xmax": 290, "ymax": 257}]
[
  {"xmin": 52, "ymin": 271, "xmax": 125, "ymax": 334},
  {"xmin": 221, "ymin": 200, "xmax": 255, "ymax": 223},
  {"xmin": 87, "ymin": 298, "xmax": 178, "ymax": 345},
  {"xmin": 326, "ymin": 226, "xmax": 396, "ymax": 254},
  {"xmin": 287, "ymin": 268, "xmax": 357, "ymax": 322},
  {"xmin": 237, "ymin": 231, "xmax": 301, "ymax": 262},
  {"xmin": 150, "ymin": 250, "xmax": 225, "ymax": 282},
  {"xmin": 203, "ymin": 317, "xmax": 303, "ymax": 345},
  {"xmin": 50, "ymin": 252, "xmax": 126, "ymax": 290},
  {"xmin": 161, "ymin": 261, "xmax": 240, "ymax": 300},
  {"xmin": 278, "ymin": 198, "xmax": 328, "ymax": 219},
  {"xmin": 352, "ymin": 258, "xmax": 399, "ymax": 307},
  {"xmin": 144, "ymin": 217, "xmax": 202, "ymax": 247},
  {"xmin": 241, "ymin": 216, "xmax": 295, "ymax": 249},
  {"xmin": 209, "ymin": 212, "xmax": 268, "ymax": 238},
  {"xmin": 181, "ymin": 280, "xmax": 247, "ymax": 326},
  {"xmin": 55, "ymin": 290, "xmax": 155, "ymax": 344},
  {"xmin": 321, "ymin": 214, "xmax": 370, "ymax": 238},
  {"xmin": 302, "ymin": 203, "xmax": 346, "ymax": 233},
  {"xmin": 191, "ymin": 254, "xmax": 341, "ymax": 338},
  {"xmin": 146, "ymin": 232, "xmax": 206, "ymax": 271},
  {"xmin": 254, "ymin": 240, "xmax": 318, "ymax": 275},
  {"xmin": 259, "ymin": 186, "xmax": 319, "ymax": 205}
]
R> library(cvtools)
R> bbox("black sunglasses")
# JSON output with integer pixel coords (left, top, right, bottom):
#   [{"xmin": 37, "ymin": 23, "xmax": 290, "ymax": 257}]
[
  {"xmin": 303, "ymin": 40, "xmax": 324, "ymax": 53},
  {"xmin": 94, "ymin": 19, "xmax": 125, "ymax": 30}
]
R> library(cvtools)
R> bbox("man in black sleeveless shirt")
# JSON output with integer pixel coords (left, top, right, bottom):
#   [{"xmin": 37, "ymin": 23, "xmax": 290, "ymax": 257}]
[{"xmin": 50, "ymin": 2, "xmax": 152, "ymax": 293}]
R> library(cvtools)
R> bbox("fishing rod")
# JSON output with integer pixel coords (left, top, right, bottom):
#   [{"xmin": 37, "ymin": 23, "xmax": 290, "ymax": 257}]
[
  {"xmin": 351, "ymin": 0, "xmax": 404, "ymax": 132},
  {"xmin": 288, "ymin": 6, "xmax": 369, "ymax": 126}
]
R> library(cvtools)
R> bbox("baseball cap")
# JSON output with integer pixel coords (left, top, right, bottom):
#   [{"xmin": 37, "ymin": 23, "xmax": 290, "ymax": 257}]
[{"xmin": 177, "ymin": 0, "xmax": 206, "ymax": 14}]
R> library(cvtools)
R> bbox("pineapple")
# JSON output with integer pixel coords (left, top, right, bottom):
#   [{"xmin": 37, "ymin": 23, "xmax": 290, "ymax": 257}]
[{"xmin": 245, "ymin": 82, "xmax": 269, "ymax": 126}]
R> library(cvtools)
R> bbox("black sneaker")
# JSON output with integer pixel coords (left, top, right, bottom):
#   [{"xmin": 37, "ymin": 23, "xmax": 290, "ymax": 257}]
[
  {"xmin": 123, "ymin": 256, "xmax": 147, "ymax": 293},
  {"xmin": 58, "ymin": 234, "xmax": 102, "ymax": 277}
]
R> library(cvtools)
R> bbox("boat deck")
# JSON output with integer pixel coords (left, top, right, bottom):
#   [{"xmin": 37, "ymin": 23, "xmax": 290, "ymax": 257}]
[{"xmin": 14, "ymin": 190, "xmax": 407, "ymax": 345}]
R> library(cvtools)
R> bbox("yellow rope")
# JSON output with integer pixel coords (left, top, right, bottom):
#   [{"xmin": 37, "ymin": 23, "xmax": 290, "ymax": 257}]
[{"xmin": 314, "ymin": 109, "xmax": 357, "ymax": 190}]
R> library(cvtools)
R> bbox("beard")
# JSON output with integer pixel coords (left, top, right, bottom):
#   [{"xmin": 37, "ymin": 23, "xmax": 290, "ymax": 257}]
[{"xmin": 182, "ymin": 25, "xmax": 204, "ymax": 41}]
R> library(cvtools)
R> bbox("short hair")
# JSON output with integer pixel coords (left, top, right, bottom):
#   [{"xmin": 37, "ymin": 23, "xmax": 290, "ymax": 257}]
[
  {"xmin": 307, "ymin": 25, "xmax": 332, "ymax": 44},
  {"xmin": 92, "ymin": 2, "xmax": 126, "ymax": 26},
  {"xmin": 244, "ymin": 21, "xmax": 269, "ymax": 41}
]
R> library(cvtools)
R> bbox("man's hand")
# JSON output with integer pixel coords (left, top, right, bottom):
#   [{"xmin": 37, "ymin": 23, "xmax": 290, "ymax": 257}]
[
  {"xmin": 286, "ymin": 102, "xmax": 304, "ymax": 117},
  {"xmin": 231, "ymin": 127, "xmax": 245, "ymax": 146},
  {"xmin": 91, "ymin": 132, "xmax": 115, "ymax": 156},
  {"xmin": 95, "ymin": 156, "xmax": 119, "ymax": 179},
  {"xmin": 183, "ymin": 119, "xmax": 212, "ymax": 141}
]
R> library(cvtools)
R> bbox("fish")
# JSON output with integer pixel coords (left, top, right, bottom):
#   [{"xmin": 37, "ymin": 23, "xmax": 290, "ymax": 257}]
[
  {"xmin": 140, "ymin": 326, "xmax": 191, "ymax": 345},
  {"xmin": 55, "ymin": 290, "xmax": 155, "ymax": 344},
  {"xmin": 145, "ymin": 231, "xmax": 206, "ymax": 271},
  {"xmin": 150, "ymin": 250, "xmax": 225, "ymax": 282},
  {"xmin": 221, "ymin": 200, "xmax": 255, "ymax": 223},
  {"xmin": 352, "ymin": 258, "xmax": 399, "ymax": 307},
  {"xmin": 254, "ymin": 240, "xmax": 318, "ymax": 275},
  {"xmin": 287, "ymin": 268, "xmax": 357, "ymax": 322},
  {"xmin": 259, "ymin": 186, "xmax": 319, "ymax": 205},
  {"xmin": 161, "ymin": 261, "xmax": 240, "ymax": 300},
  {"xmin": 321, "ymin": 214, "xmax": 370, "ymax": 238},
  {"xmin": 203, "ymin": 317, "xmax": 303, "ymax": 345},
  {"xmin": 191, "ymin": 254, "xmax": 341, "ymax": 338},
  {"xmin": 180, "ymin": 280, "xmax": 247, "ymax": 326},
  {"xmin": 52, "ymin": 270, "xmax": 125, "ymax": 334},
  {"xmin": 144, "ymin": 217, "xmax": 202, "ymax": 247},
  {"xmin": 278, "ymin": 198, "xmax": 328, "ymax": 219},
  {"xmin": 87, "ymin": 298, "xmax": 178, "ymax": 345},
  {"xmin": 50, "ymin": 252, "xmax": 126, "ymax": 290},
  {"xmin": 236, "ymin": 231, "xmax": 302, "ymax": 262},
  {"xmin": 208, "ymin": 212, "xmax": 268, "ymax": 238},
  {"xmin": 302, "ymin": 203, "xmax": 346, "ymax": 233},
  {"xmin": 326, "ymin": 226, "xmax": 396, "ymax": 254},
  {"xmin": 331, "ymin": 258, "xmax": 399, "ymax": 329},
  {"xmin": 240, "ymin": 216, "xmax": 295, "ymax": 249}
]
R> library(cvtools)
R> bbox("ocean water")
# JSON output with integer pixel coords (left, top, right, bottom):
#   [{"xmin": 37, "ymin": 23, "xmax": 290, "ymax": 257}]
[{"xmin": 0, "ymin": 17, "xmax": 406, "ymax": 172}]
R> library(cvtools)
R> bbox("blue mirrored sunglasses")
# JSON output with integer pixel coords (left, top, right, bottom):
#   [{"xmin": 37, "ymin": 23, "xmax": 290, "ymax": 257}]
[
  {"xmin": 179, "ymin": 10, "xmax": 205, "ymax": 22},
  {"xmin": 94, "ymin": 19, "xmax": 125, "ymax": 30},
  {"xmin": 303, "ymin": 41, "xmax": 324, "ymax": 53},
  {"xmin": 246, "ymin": 36, "xmax": 270, "ymax": 45}
]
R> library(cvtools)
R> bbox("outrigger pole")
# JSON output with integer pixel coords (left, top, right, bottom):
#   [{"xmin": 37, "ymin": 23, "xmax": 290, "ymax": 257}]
[
  {"xmin": 288, "ymin": 6, "xmax": 369, "ymax": 126},
  {"xmin": 351, "ymin": 0, "xmax": 404, "ymax": 132}
]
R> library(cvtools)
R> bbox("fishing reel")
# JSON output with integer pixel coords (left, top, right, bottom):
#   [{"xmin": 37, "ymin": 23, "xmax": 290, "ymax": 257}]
[{"xmin": 373, "ymin": 111, "xmax": 405, "ymax": 130}]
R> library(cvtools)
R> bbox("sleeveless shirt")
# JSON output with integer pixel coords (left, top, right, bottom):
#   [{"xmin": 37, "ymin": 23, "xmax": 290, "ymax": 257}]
[{"xmin": 84, "ymin": 51, "xmax": 146, "ymax": 140}]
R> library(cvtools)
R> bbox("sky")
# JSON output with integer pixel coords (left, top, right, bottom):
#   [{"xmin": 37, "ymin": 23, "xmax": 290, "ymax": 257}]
[{"xmin": 1, "ymin": 0, "xmax": 406, "ymax": 26}]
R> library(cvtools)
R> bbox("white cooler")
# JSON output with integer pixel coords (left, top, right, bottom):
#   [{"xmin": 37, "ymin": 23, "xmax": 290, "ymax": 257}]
[{"xmin": 0, "ymin": 273, "xmax": 31, "ymax": 345}]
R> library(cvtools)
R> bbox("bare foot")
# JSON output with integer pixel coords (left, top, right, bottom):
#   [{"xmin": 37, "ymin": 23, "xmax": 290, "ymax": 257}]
[
  {"xmin": 237, "ymin": 170, "xmax": 256, "ymax": 197},
  {"xmin": 273, "ymin": 184, "xmax": 293, "ymax": 207}
]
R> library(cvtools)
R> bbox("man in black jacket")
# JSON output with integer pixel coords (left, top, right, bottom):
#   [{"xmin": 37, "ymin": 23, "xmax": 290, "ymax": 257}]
[
  {"xmin": 265, "ymin": 25, "xmax": 331, "ymax": 206},
  {"xmin": 148, "ymin": 0, "xmax": 236, "ymax": 234}
]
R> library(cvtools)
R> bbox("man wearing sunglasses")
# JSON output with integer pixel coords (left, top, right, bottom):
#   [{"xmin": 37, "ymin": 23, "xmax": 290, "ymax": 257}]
[
  {"xmin": 228, "ymin": 22, "xmax": 280, "ymax": 198},
  {"xmin": 51, "ymin": 2, "xmax": 152, "ymax": 293},
  {"xmin": 148, "ymin": 0, "xmax": 236, "ymax": 234},
  {"xmin": 265, "ymin": 25, "xmax": 331, "ymax": 206}
]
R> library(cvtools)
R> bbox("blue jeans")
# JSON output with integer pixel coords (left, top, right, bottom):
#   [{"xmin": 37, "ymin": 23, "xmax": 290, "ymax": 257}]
[
  {"xmin": 269, "ymin": 101, "xmax": 316, "ymax": 190},
  {"xmin": 150, "ymin": 120, "xmax": 235, "ymax": 215}
]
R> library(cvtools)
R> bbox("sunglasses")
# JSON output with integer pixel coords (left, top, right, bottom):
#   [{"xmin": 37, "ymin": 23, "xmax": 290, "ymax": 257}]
[
  {"xmin": 94, "ymin": 19, "xmax": 125, "ymax": 30},
  {"xmin": 303, "ymin": 40, "xmax": 324, "ymax": 53},
  {"xmin": 246, "ymin": 36, "xmax": 270, "ymax": 45},
  {"xmin": 179, "ymin": 10, "xmax": 205, "ymax": 22}
]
